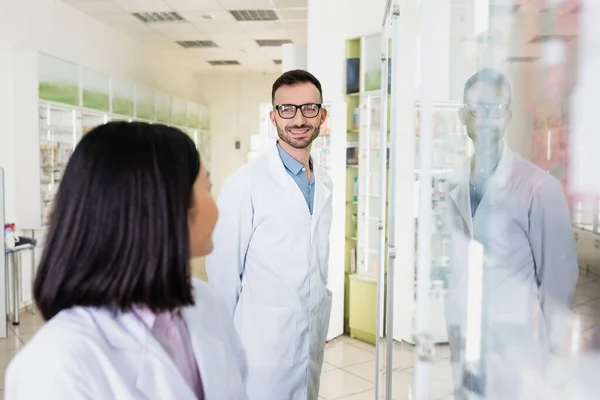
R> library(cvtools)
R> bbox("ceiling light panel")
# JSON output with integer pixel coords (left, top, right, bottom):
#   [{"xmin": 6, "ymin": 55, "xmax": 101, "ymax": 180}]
[
  {"xmin": 276, "ymin": 9, "xmax": 307, "ymax": 20},
  {"xmin": 132, "ymin": 12, "xmax": 185, "ymax": 23},
  {"xmin": 94, "ymin": 13, "xmax": 144, "ymax": 26},
  {"xmin": 178, "ymin": 10, "xmax": 237, "ymax": 23},
  {"xmin": 230, "ymin": 10, "xmax": 279, "ymax": 21},
  {"xmin": 193, "ymin": 21, "xmax": 246, "ymax": 34},
  {"xmin": 273, "ymin": 0, "xmax": 308, "ymax": 7}
]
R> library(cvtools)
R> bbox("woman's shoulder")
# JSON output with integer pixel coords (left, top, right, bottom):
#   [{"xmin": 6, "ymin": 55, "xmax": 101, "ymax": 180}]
[{"xmin": 6, "ymin": 309, "xmax": 101, "ymax": 391}]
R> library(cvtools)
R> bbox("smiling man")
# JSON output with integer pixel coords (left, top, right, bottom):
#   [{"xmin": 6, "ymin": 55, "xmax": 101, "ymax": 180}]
[{"xmin": 206, "ymin": 70, "xmax": 333, "ymax": 400}]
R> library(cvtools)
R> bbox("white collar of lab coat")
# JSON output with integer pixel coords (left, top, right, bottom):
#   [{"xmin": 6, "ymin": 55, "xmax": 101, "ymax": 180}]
[{"xmin": 267, "ymin": 141, "xmax": 332, "ymax": 224}]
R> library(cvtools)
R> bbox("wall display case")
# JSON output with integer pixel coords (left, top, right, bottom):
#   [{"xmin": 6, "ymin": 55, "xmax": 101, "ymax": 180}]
[
  {"xmin": 38, "ymin": 102, "xmax": 81, "ymax": 226},
  {"xmin": 33, "ymin": 54, "xmax": 211, "ymax": 230}
]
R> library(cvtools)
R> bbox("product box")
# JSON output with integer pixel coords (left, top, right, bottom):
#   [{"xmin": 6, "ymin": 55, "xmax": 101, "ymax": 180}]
[
  {"xmin": 346, "ymin": 141, "xmax": 359, "ymax": 165},
  {"xmin": 346, "ymin": 58, "xmax": 360, "ymax": 94}
]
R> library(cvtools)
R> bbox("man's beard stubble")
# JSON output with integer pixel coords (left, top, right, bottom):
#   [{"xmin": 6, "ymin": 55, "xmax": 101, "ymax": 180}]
[{"xmin": 276, "ymin": 124, "xmax": 321, "ymax": 149}]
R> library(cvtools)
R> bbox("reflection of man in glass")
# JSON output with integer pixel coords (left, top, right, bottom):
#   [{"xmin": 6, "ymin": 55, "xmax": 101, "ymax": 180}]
[{"xmin": 444, "ymin": 69, "xmax": 579, "ymax": 398}]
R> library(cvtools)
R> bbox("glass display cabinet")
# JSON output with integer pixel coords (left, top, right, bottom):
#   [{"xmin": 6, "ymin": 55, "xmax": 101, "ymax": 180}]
[
  {"xmin": 38, "ymin": 102, "xmax": 81, "ymax": 226},
  {"xmin": 357, "ymin": 93, "xmax": 385, "ymax": 277}
]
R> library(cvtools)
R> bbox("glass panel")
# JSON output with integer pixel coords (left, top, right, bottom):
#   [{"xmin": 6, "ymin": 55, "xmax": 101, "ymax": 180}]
[
  {"xmin": 402, "ymin": 1, "xmax": 600, "ymax": 399},
  {"xmin": 82, "ymin": 67, "xmax": 110, "ymax": 112},
  {"xmin": 38, "ymin": 54, "xmax": 79, "ymax": 106},
  {"xmin": 357, "ymin": 93, "xmax": 382, "ymax": 277},
  {"xmin": 38, "ymin": 104, "xmax": 81, "ymax": 227}
]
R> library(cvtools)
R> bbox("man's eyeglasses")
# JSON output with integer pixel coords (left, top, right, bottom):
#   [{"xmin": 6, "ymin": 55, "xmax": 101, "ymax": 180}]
[
  {"xmin": 465, "ymin": 103, "xmax": 510, "ymax": 119},
  {"xmin": 274, "ymin": 103, "xmax": 322, "ymax": 119}
]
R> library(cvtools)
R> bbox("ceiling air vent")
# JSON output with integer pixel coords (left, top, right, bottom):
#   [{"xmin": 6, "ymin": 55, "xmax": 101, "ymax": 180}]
[
  {"xmin": 208, "ymin": 60, "xmax": 241, "ymax": 66},
  {"xmin": 177, "ymin": 41, "xmax": 217, "ymax": 49},
  {"xmin": 132, "ymin": 12, "xmax": 184, "ymax": 23},
  {"xmin": 230, "ymin": 10, "xmax": 279, "ymax": 21},
  {"xmin": 273, "ymin": 60, "xmax": 282, "ymax": 65},
  {"xmin": 256, "ymin": 39, "xmax": 293, "ymax": 47}
]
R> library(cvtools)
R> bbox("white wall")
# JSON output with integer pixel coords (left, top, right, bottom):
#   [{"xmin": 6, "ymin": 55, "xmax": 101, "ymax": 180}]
[
  {"xmin": 0, "ymin": 0, "xmax": 205, "ymax": 310},
  {"xmin": 197, "ymin": 72, "xmax": 281, "ymax": 196}
]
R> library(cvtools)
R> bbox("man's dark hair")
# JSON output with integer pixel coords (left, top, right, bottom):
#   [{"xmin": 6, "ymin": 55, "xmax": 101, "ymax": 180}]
[
  {"xmin": 34, "ymin": 121, "xmax": 201, "ymax": 321},
  {"xmin": 463, "ymin": 68, "xmax": 512, "ymax": 105},
  {"xmin": 271, "ymin": 69, "xmax": 323, "ymax": 104}
]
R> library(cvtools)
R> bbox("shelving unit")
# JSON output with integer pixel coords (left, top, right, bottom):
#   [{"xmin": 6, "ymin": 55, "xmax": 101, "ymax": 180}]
[
  {"xmin": 344, "ymin": 34, "xmax": 391, "ymax": 344},
  {"xmin": 344, "ymin": 33, "xmax": 469, "ymax": 345},
  {"xmin": 38, "ymin": 103, "xmax": 81, "ymax": 226},
  {"xmin": 32, "ymin": 53, "xmax": 212, "ymax": 230}
]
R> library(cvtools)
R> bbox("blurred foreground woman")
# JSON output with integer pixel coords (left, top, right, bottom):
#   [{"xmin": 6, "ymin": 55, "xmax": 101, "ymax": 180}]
[{"xmin": 5, "ymin": 122, "xmax": 248, "ymax": 400}]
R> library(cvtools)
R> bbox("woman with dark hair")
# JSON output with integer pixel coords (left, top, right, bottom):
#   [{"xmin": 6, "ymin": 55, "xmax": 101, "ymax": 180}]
[{"xmin": 4, "ymin": 122, "xmax": 248, "ymax": 399}]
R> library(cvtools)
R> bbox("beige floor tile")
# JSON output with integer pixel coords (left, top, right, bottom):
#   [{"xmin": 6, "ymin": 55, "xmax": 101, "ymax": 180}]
[
  {"xmin": 318, "ymin": 369, "xmax": 373, "ymax": 399},
  {"xmin": 572, "ymin": 293, "xmax": 600, "ymax": 307},
  {"xmin": 572, "ymin": 303, "xmax": 600, "ymax": 317},
  {"xmin": 9, "ymin": 313, "xmax": 45, "ymax": 336},
  {"xmin": 322, "ymin": 362, "xmax": 337, "ymax": 372},
  {"xmin": 336, "ymin": 389, "xmax": 375, "ymax": 400},
  {"xmin": 404, "ymin": 359, "xmax": 454, "ymax": 387},
  {"xmin": 16, "ymin": 333, "xmax": 36, "ymax": 345},
  {"xmin": 0, "ymin": 331, "xmax": 24, "ymax": 353},
  {"xmin": 391, "ymin": 370, "xmax": 453, "ymax": 400},
  {"xmin": 324, "ymin": 341, "xmax": 375, "ymax": 368},
  {"xmin": 344, "ymin": 360, "xmax": 377, "ymax": 382},
  {"xmin": 572, "ymin": 283, "xmax": 600, "ymax": 299},
  {"xmin": 338, "ymin": 336, "xmax": 376, "ymax": 354}
]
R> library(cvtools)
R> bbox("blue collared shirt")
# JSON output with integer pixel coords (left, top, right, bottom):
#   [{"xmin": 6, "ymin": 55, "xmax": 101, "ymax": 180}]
[{"xmin": 277, "ymin": 143, "xmax": 315, "ymax": 214}]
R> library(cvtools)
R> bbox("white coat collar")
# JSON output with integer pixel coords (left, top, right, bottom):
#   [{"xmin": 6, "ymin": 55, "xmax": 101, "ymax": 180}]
[
  {"xmin": 448, "ymin": 145, "xmax": 514, "ymax": 235},
  {"xmin": 87, "ymin": 290, "xmax": 225, "ymax": 399},
  {"xmin": 267, "ymin": 141, "xmax": 332, "ymax": 230}
]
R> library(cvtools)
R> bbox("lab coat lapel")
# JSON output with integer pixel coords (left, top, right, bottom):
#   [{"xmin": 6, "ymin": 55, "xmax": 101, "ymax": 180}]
[
  {"xmin": 90, "ymin": 308, "xmax": 196, "ymax": 400},
  {"xmin": 483, "ymin": 147, "xmax": 512, "ymax": 207},
  {"xmin": 448, "ymin": 170, "xmax": 473, "ymax": 237},
  {"xmin": 311, "ymin": 166, "xmax": 332, "ymax": 234},
  {"xmin": 182, "ymin": 302, "xmax": 225, "ymax": 399}
]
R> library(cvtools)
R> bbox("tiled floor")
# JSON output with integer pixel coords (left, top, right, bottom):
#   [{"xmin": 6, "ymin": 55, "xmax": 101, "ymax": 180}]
[{"xmin": 1, "ymin": 269, "xmax": 599, "ymax": 400}]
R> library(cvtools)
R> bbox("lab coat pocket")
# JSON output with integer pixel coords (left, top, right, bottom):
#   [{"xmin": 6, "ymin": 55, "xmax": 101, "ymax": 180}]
[{"xmin": 241, "ymin": 303, "xmax": 297, "ymax": 368}]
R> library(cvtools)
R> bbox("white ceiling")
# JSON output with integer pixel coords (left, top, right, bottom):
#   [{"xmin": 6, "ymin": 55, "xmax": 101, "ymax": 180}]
[{"xmin": 62, "ymin": 0, "xmax": 308, "ymax": 72}]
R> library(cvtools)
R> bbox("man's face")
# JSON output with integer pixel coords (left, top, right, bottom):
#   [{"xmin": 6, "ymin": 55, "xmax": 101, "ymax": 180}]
[
  {"xmin": 459, "ymin": 81, "xmax": 512, "ymax": 152},
  {"xmin": 270, "ymin": 82, "xmax": 327, "ymax": 150}
]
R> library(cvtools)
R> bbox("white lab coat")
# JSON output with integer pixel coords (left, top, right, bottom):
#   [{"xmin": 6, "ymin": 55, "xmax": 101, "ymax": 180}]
[
  {"xmin": 443, "ymin": 148, "xmax": 578, "ymax": 396},
  {"xmin": 4, "ymin": 279, "xmax": 248, "ymax": 400},
  {"xmin": 206, "ymin": 141, "xmax": 333, "ymax": 400}
]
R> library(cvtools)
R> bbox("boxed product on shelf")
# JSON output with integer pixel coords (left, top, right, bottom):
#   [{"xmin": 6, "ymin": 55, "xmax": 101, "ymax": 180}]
[
  {"xmin": 346, "ymin": 141, "xmax": 359, "ymax": 165},
  {"xmin": 352, "ymin": 108, "xmax": 360, "ymax": 130},
  {"xmin": 346, "ymin": 58, "xmax": 360, "ymax": 94}
]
